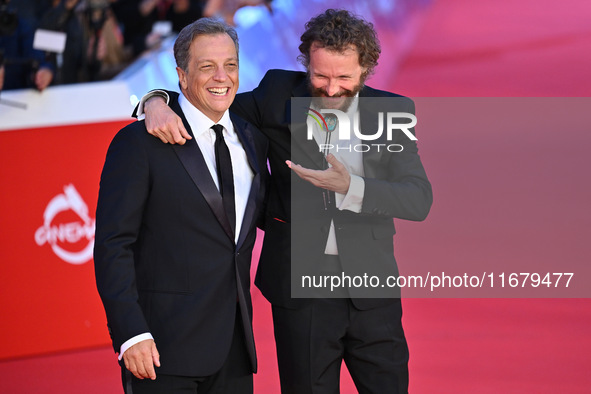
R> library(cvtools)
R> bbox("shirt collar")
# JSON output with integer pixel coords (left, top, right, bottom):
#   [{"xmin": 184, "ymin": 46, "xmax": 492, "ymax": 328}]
[{"xmin": 178, "ymin": 92, "xmax": 233, "ymax": 138}]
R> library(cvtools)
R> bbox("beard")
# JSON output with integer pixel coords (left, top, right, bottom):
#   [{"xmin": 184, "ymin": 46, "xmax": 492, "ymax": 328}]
[{"xmin": 308, "ymin": 78, "xmax": 364, "ymax": 112}]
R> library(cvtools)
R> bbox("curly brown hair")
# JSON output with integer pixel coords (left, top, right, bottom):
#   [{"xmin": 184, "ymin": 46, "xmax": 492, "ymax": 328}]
[{"xmin": 298, "ymin": 9, "xmax": 381, "ymax": 80}]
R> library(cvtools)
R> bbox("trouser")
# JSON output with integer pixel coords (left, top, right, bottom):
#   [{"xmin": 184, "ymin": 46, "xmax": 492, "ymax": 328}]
[
  {"xmin": 272, "ymin": 297, "xmax": 409, "ymax": 394},
  {"xmin": 122, "ymin": 309, "xmax": 253, "ymax": 394}
]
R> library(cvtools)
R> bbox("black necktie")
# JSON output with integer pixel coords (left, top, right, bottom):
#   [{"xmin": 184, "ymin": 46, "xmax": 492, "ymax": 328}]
[{"xmin": 212, "ymin": 124, "xmax": 236, "ymax": 235}]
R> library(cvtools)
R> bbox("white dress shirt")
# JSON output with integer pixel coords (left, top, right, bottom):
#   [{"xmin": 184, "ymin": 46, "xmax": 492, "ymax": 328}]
[
  {"xmin": 178, "ymin": 93, "xmax": 254, "ymax": 242},
  {"xmin": 307, "ymin": 95, "xmax": 365, "ymax": 255}
]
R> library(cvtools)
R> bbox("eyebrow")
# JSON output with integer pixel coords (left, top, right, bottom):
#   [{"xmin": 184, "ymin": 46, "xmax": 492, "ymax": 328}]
[
  {"xmin": 313, "ymin": 72, "xmax": 352, "ymax": 78},
  {"xmin": 196, "ymin": 57, "xmax": 238, "ymax": 64}
]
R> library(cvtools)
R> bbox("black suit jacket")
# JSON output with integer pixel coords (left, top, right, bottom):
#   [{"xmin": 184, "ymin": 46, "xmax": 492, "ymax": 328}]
[
  {"xmin": 94, "ymin": 100, "xmax": 268, "ymax": 376},
  {"xmin": 231, "ymin": 70, "xmax": 432, "ymax": 309}
]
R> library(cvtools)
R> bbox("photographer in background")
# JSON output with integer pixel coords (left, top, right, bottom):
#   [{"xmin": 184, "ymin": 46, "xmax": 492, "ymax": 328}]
[
  {"xmin": 83, "ymin": 0, "xmax": 127, "ymax": 81},
  {"xmin": 39, "ymin": 0, "xmax": 87, "ymax": 84},
  {"xmin": 9, "ymin": 0, "xmax": 51, "ymax": 29},
  {"xmin": 111, "ymin": 0, "xmax": 204, "ymax": 57},
  {"xmin": 0, "ymin": 0, "xmax": 54, "ymax": 91}
]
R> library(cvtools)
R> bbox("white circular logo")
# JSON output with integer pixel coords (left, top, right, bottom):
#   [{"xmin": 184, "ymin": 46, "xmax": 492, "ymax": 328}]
[{"xmin": 34, "ymin": 184, "xmax": 95, "ymax": 265}]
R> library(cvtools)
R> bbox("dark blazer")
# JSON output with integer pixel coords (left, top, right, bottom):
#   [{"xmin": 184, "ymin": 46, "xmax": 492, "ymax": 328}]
[
  {"xmin": 94, "ymin": 100, "xmax": 268, "ymax": 377},
  {"xmin": 231, "ymin": 70, "xmax": 432, "ymax": 310}
]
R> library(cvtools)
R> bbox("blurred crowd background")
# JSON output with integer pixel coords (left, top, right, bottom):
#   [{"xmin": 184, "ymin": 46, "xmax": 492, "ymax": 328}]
[{"xmin": 0, "ymin": 0, "xmax": 272, "ymax": 91}]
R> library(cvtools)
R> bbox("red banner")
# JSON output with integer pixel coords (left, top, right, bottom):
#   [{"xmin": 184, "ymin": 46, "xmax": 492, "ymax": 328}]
[{"xmin": 0, "ymin": 120, "xmax": 131, "ymax": 359}]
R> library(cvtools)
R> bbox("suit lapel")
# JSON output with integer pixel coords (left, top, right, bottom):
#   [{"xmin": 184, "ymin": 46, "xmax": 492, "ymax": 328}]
[
  {"xmin": 170, "ymin": 100, "xmax": 235, "ymax": 241},
  {"xmin": 231, "ymin": 113, "xmax": 261, "ymax": 249},
  {"xmin": 231, "ymin": 112, "xmax": 259, "ymax": 174},
  {"xmin": 359, "ymin": 87, "xmax": 388, "ymax": 175},
  {"xmin": 290, "ymin": 78, "xmax": 326, "ymax": 170}
]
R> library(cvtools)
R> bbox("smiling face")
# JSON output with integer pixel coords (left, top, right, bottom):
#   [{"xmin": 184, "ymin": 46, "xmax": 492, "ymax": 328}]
[
  {"xmin": 176, "ymin": 33, "xmax": 239, "ymax": 122},
  {"xmin": 308, "ymin": 42, "xmax": 366, "ymax": 110}
]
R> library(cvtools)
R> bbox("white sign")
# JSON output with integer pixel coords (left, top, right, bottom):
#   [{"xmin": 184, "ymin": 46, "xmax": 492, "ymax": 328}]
[{"xmin": 33, "ymin": 29, "xmax": 67, "ymax": 53}]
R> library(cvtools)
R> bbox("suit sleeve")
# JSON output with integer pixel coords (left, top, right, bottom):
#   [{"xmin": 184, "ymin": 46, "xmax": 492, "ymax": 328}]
[
  {"xmin": 360, "ymin": 99, "xmax": 433, "ymax": 221},
  {"xmin": 132, "ymin": 89, "xmax": 171, "ymax": 119},
  {"xmin": 94, "ymin": 125, "xmax": 151, "ymax": 353},
  {"xmin": 231, "ymin": 70, "xmax": 283, "ymax": 129}
]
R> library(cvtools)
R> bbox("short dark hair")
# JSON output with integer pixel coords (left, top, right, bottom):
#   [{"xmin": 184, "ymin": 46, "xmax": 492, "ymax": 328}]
[
  {"xmin": 298, "ymin": 9, "xmax": 381, "ymax": 79},
  {"xmin": 174, "ymin": 17, "xmax": 239, "ymax": 72}
]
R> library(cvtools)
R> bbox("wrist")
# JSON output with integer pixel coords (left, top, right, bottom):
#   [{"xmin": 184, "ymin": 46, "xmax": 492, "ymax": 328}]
[{"xmin": 145, "ymin": 94, "xmax": 167, "ymax": 108}]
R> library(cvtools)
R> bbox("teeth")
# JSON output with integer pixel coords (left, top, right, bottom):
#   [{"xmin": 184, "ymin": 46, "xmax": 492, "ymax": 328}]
[{"xmin": 208, "ymin": 87, "xmax": 228, "ymax": 95}]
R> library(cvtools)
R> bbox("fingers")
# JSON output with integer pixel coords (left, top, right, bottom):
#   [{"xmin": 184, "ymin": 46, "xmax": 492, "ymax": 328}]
[
  {"xmin": 160, "ymin": 126, "xmax": 178, "ymax": 144},
  {"xmin": 123, "ymin": 340, "xmax": 159, "ymax": 380},
  {"xmin": 286, "ymin": 160, "xmax": 315, "ymax": 178},
  {"xmin": 35, "ymin": 69, "xmax": 53, "ymax": 91},
  {"xmin": 155, "ymin": 132, "xmax": 170, "ymax": 144},
  {"xmin": 144, "ymin": 101, "xmax": 191, "ymax": 145},
  {"xmin": 146, "ymin": 122, "xmax": 185, "ymax": 145},
  {"xmin": 287, "ymin": 161, "xmax": 320, "ymax": 184},
  {"xmin": 325, "ymin": 154, "xmax": 344, "ymax": 169},
  {"xmin": 0, "ymin": 65, "xmax": 5, "ymax": 91},
  {"xmin": 152, "ymin": 342, "xmax": 161, "ymax": 368},
  {"xmin": 174, "ymin": 117, "xmax": 191, "ymax": 145},
  {"xmin": 286, "ymin": 158, "xmax": 350, "ymax": 194},
  {"xmin": 147, "ymin": 127, "xmax": 171, "ymax": 144},
  {"xmin": 144, "ymin": 357, "xmax": 157, "ymax": 380}
]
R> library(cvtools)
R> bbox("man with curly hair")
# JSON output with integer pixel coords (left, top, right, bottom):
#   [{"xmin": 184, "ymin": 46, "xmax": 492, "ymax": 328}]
[{"xmin": 136, "ymin": 9, "xmax": 432, "ymax": 393}]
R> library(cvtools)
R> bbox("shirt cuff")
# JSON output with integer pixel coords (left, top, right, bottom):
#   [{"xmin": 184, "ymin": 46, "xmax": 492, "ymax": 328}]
[
  {"xmin": 136, "ymin": 90, "xmax": 170, "ymax": 121},
  {"xmin": 337, "ymin": 174, "xmax": 364, "ymax": 213},
  {"xmin": 118, "ymin": 333, "xmax": 154, "ymax": 360}
]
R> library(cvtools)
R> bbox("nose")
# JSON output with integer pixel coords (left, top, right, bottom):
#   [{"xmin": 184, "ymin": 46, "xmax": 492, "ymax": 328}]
[
  {"xmin": 213, "ymin": 67, "xmax": 227, "ymax": 82},
  {"xmin": 325, "ymin": 79, "xmax": 340, "ymax": 96}
]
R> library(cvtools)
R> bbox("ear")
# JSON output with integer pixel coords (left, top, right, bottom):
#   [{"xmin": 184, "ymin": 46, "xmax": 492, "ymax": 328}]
[{"xmin": 176, "ymin": 67, "xmax": 187, "ymax": 90}]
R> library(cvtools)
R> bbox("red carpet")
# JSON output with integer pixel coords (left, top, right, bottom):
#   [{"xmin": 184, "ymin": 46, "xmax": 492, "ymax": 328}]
[{"xmin": 2, "ymin": 298, "xmax": 590, "ymax": 393}]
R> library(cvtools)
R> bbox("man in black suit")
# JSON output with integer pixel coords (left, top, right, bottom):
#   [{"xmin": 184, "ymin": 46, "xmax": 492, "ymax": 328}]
[
  {"xmin": 94, "ymin": 17, "xmax": 268, "ymax": 394},
  {"xmin": 137, "ymin": 9, "xmax": 432, "ymax": 393}
]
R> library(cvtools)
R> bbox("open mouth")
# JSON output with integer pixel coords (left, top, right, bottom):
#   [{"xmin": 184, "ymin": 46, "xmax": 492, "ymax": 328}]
[{"xmin": 208, "ymin": 87, "xmax": 229, "ymax": 96}]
